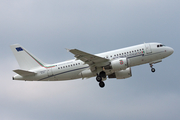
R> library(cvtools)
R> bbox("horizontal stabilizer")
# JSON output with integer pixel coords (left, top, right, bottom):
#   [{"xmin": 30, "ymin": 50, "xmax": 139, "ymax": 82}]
[{"xmin": 13, "ymin": 69, "xmax": 36, "ymax": 76}]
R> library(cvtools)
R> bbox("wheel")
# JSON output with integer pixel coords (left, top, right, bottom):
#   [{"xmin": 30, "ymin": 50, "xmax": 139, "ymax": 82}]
[
  {"xmin": 99, "ymin": 82, "xmax": 105, "ymax": 88},
  {"xmin": 99, "ymin": 71, "xmax": 106, "ymax": 78},
  {"xmin": 151, "ymin": 68, "xmax": 155, "ymax": 72},
  {"xmin": 96, "ymin": 76, "xmax": 102, "ymax": 82}
]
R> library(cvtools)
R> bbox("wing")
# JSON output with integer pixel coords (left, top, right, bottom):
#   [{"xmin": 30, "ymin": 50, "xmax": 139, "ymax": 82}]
[{"xmin": 69, "ymin": 49, "xmax": 109, "ymax": 67}]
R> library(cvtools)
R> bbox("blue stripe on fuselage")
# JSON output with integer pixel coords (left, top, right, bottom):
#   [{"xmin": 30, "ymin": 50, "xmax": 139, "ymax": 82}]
[{"xmin": 38, "ymin": 66, "xmax": 89, "ymax": 81}]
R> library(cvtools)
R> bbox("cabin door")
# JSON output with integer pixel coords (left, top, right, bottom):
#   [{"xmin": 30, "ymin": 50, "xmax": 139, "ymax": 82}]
[{"xmin": 145, "ymin": 43, "xmax": 152, "ymax": 54}]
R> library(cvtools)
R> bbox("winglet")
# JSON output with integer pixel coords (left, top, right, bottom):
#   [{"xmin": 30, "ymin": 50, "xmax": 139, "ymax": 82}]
[{"xmin": 65, "ymin": 48, "xmax": 70, "ymax": 52}]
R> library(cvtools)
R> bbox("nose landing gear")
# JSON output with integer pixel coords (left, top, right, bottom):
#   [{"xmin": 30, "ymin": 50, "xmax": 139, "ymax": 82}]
[
  {"xmin": 150, "ymin": 64, "xmax": 155, "ymax": 73},
  {"xmin": 151, "ymin": 68, "xmax": 155, "ymax": 72}
]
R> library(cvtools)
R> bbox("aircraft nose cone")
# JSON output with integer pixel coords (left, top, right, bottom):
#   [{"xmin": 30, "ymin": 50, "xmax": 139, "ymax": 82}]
[{"xmin": 168, "ymin": 47, "xmax": 174, "ymax": 55}]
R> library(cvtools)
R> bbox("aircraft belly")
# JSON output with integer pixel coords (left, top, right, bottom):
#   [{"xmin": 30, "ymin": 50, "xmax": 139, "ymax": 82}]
[
  {"xmin": 128, "ymin": 56, "xmax": 144, "ymax": 67},
  {"xmin": 121, "ymin": 51, "xmax": 165, "ymax": 68},
  {"xmin": 53, "ymin": 68, "xmax": 83, "ymax": 80},
  {"xmin": 128, "ymin": 55, "xmax": 152, "ymax": 67}
]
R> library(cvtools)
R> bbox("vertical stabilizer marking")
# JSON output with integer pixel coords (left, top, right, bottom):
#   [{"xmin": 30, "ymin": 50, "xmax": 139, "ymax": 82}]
[{"xmin": 23, "ymin": 49, "xmax": 56, "ymax": 68}]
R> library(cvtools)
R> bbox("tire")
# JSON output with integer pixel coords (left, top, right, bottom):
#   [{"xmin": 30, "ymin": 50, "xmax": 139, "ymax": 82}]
[
  {"xmin": 99, "ymin": 82, "xmax": 105, "ymax": 88},
  {"xmin": 99, "ymin": 71, "xmax": 106, "ymax": 78},
  {"xmin": 96, "ymin": 76, "xmax": 102, "ymax": 82},
  {"xmin": 151, "ymin": 68, "xmax": 155, "ymax": 72}
]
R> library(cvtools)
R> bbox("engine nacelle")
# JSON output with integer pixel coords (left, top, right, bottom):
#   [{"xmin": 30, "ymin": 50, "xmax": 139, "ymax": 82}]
[
  {"xmin": 111, "ymin": 58, "xmax": 128, "ymax": 71},
  {"xmin": 108, "ymin": 67, "xmax": 132, "ymax": 79}
]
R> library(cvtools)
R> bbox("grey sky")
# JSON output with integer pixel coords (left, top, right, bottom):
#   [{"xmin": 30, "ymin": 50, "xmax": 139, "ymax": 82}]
[{"xmin": 0, "ymin": 0, "xmax": 180, "ymax": 120}]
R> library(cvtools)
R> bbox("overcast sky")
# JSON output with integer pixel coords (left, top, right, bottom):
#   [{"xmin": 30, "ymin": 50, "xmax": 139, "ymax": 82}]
[{"xmin": 0, "ymin": 0, "xmax": 180, "ymax": 120}]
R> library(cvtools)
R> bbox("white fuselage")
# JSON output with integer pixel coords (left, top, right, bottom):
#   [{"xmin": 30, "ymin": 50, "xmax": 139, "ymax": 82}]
[{"xmin": 13, "ymin": 43, "xmax": 174, "ymax": 81}]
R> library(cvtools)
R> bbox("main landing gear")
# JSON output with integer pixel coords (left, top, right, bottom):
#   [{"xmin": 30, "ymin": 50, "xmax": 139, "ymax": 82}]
[
  {"xmin": 96, "ymin": 71, "xmax": 106, "ymax": 88},
  {"xmin": 150, "ymin": 64, "xmax": 155, "ymax": 73}
]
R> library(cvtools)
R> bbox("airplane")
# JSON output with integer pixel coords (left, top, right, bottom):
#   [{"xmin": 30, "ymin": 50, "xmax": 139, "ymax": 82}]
[{"xmin": 10, "ymin": 43, "xmax": 174, "ymax": 88}]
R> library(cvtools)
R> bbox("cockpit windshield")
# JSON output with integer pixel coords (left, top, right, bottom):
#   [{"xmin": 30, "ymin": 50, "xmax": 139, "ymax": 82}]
[{"xmin": 157, "ymin": 44, "xmax": 165, "ymax": 47}]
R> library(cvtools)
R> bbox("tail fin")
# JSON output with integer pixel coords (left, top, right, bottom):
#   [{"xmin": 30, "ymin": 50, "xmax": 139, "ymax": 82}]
[{"xmin": 10, "ymin": 44, "xmax": 48, "ymax": 70}]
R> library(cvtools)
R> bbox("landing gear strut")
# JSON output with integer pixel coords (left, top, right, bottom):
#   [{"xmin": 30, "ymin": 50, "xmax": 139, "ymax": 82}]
[
  {"xmin": 96, "ymin": 71, "xmax": 106, "ymax": 88},
  {"xmin": 150, "ymin": 64, "xmax": 155, "ymax": 73}
]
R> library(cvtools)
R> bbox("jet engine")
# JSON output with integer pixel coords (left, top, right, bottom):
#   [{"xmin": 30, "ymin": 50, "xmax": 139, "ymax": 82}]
[
  {"xmin": 108, "ymin": 67, "xmax": 132, "ymax": 79},
  {"xmin": 111, "ymin": 58, "xmax": 128, "ymax": 71}
]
